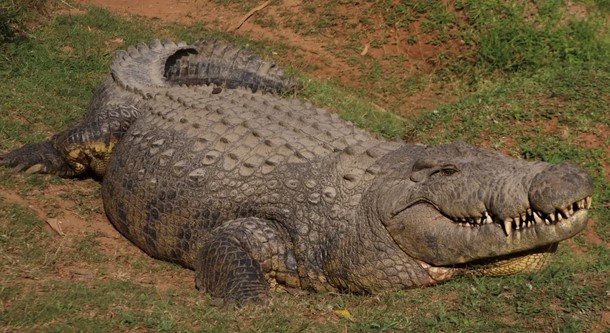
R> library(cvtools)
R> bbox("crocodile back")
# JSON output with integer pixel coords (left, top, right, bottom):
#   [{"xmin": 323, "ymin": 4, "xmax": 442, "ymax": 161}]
[{"xmin": 101, "ymin": 84, "xmax": 382, "ymax": 268}]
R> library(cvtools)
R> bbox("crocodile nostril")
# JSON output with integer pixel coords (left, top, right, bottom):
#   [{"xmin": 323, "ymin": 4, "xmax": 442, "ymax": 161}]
[{"xmin": 529, "ymin": 163, "xmax": 594, "ymax": 215}]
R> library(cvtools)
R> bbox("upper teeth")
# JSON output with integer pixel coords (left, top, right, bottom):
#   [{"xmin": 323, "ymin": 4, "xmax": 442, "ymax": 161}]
[{"xmin": 453, "ymin": 196, "xmax": 592, "ymax": 237}]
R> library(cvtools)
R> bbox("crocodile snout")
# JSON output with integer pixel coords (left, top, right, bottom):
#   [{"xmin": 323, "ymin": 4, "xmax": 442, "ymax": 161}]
[{"xmin": 529, "ymin": 163, "xmax": 594, "ymax": 215}]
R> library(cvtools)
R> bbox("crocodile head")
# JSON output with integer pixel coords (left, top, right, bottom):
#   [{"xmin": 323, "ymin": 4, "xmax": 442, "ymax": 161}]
[{"xmin": 373, "ymin": 141, "xmax": 593, "ymax": 280}]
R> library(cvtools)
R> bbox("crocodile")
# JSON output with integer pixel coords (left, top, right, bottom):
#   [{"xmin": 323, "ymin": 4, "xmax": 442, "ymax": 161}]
[{"xmin": 0, "ymin": 39, "xmax": 594, "ymax": 304}]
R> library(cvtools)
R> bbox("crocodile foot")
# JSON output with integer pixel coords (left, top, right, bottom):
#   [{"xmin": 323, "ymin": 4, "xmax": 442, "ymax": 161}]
[{"xmin": 0, "ymin": 141, "xmax": 76, "ymax": 177}]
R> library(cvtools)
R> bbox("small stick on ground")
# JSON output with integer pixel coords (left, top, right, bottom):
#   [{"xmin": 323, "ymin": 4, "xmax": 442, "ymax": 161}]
[
  {"xmin": 59, "ymin": 0, "xmax": 76, "ymax": 9},
  {"xmin": 360, "ymin": 43, "xmax": 370, "ymax": 56},
  {"xmin": 394, "ymin": 23, "xmax": 400, "ymax": 54},
  {"xmin": 228, "ymin": 1, "xmax": 271, "ymax": 32}
]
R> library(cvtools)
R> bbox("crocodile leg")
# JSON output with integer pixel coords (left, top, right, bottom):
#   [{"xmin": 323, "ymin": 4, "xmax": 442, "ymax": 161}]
[
  {"xmin": 194, "ymin": 217, "xmax": 298, "ymax": 305},
  {"xmin": 0, "ymin": 121, "xmax": 116, "ymax": 178},
  {"xmin": 196, "ymin": 233, "xmax": 269, "ymax": 305},
  {"xmin": 1, "ymin": 103, "xmax": 139, "ymax": 178}
]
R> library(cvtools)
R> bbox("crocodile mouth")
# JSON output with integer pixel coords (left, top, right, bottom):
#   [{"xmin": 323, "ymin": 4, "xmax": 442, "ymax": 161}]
[
  {"xmin": 385, "ymin": 196, "xmax": 591, "ymax": 267},
  {"xmin": 447, "ymin": 196, "xmax": 592, "ymax": 238}
]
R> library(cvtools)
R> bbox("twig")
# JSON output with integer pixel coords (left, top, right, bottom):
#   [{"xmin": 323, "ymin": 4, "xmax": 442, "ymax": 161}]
[
  {"xmin": 360, "ymin": 43, "xmax": 369, "ymax": 56},
  {"xmin": 394, "ymin": 22, "xmax": 400, "ymax": 54},
  {"xmin": 228, "ymin": 1, "xmax": 271, "ymax": 32},
  {"xmin": 59, "ymin": 0, "xmax": 76, "ymax": 9},
  {"xmin": 371, "ymin": 102, "xmax": 387, "ymax": 113}
]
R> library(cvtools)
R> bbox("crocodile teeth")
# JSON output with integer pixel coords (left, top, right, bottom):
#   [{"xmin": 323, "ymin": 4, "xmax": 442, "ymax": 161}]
[
  {"xmin": 479, "ymin": 216, "xmax": 487, "ymax": 225},
  {"xmin": 453, "ymin": 196, "xmax": 591, "ymax": 235},
  {"xmin": 514, "ymin": 217, "xmax": 522, "ymax": 230},
  {"xmin": 503, "ymin": 219, "xmax": 513, "ymax": 237},
  {"xmin": 520, "ymin": 212, "xmax": 527, "ymax": 226},
  {"xmin": 481, "ymin": 213, "xmax": 494, "ymax": 225},
  {"xmin": 533, "ymin": 211, "xmax": 542, "ymax": 224}
]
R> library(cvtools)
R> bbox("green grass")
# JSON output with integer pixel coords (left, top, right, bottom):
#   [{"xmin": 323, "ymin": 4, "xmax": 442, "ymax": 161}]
[
  {"xmin": 0, "ymin": 0, "xmax": 608, "ymax": 332},
  {"xmin": 464, "ymin": 0, "xmax": 609, "ymax": 73},
  {"xmin": 0, "ymin": 0, "xmax": 50, "ymax": 42}
]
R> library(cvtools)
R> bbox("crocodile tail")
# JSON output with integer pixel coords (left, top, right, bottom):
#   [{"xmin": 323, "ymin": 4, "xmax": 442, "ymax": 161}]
[
  {"xmin": 164, "ymin": 39, "xmax": 302, "ymax": 93},
  {"xmin": 110, "ymin": 39, "xmax": 301, "ymax": 95},
  {"xmin": 109, "ymin": 39, "xmax": 197, "ymax": 97}
]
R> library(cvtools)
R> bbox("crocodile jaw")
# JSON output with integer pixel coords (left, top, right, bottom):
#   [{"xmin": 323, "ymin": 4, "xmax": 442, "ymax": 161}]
[{"xmin": 385, "ymin": 202, "xmax": 589, "ymax": 268}]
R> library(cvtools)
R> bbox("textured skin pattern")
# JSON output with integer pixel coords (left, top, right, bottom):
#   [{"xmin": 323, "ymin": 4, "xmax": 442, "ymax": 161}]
[
  {"xmin": 0, "ymin": 40, "xmax": 594, "ymax": 304},
  {"xmin": 101, "ymin": 85, "xmax": 434, "ymax": 300},
  {"xmin": 164, "ymin": 40, "xmax": 302, "ymax": 92},
  {"xmin": 195, "ymin": 217, "xmax": 295, "ymax": 302}
]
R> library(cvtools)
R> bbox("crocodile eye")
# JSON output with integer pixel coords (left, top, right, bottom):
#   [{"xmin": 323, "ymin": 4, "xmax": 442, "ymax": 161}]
[
  {"xmin": 441, "ymin": 166, "xmax": 459, "ymax": 176},
  {"xmin": 431, "ymin": 164, "xmax": 459, "ymax": 177},
  {"xmin": 410, "ymin": 161, "xmax": 460, "ymax": 182}
]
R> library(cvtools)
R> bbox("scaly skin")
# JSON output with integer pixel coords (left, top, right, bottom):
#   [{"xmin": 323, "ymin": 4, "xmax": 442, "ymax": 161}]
[{"xmin": 0, "ymin": 40, "xmax": 594, "ymax": 304}]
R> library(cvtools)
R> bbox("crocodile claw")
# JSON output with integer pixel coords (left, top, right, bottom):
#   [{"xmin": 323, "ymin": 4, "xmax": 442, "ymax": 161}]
[{"xmin": 0, "ymin": 141, "xmax": 76, "ymax": 177}]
